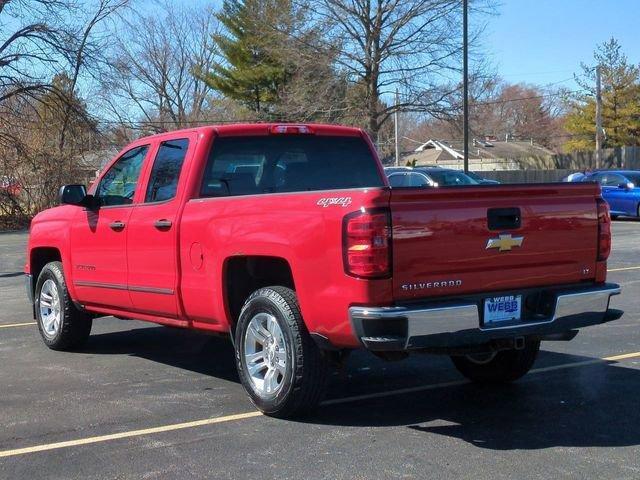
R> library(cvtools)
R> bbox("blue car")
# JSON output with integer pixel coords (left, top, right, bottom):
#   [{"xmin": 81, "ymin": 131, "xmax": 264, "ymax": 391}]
[{"xmin": 581, "ymin": 170, "xmax": 640, "ymax": 219}]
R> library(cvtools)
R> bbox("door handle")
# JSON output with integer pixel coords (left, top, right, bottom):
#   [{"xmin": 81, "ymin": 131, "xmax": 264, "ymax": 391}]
[
  {"xmin": 154, "ymin": 219, "xmax": 172, "ymax": 229},
  {"xmin": 487, "ymin": 207, "xmax": 521, "ymax": 230},
  {"xmin": 109, "ymin": 221, "xmax": 125, "ymax": 231}
]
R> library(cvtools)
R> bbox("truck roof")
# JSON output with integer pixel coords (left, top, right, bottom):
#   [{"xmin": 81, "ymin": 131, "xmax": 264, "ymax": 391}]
[{"xmin": 135, "ymin": 123, "xmax": 365, "ymax": 141}]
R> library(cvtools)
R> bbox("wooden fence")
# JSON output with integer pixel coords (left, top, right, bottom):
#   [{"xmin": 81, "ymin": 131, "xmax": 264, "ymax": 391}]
[{"xmin": 480, "ymin": 170, "xmax": 574, "ymax": 184}]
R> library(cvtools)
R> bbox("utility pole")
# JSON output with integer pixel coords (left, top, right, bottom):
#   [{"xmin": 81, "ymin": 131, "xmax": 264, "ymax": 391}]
[
  {"xmin": 462, "ymin": 0, "xmax": 469, "ymax": 173},
  {"xmin": 394, "ymin": 88, "xmax": 400, "ymax": 166},
  {"xmin": 595, "ymin": 65, "xmax": 603, "ymax": 169}
]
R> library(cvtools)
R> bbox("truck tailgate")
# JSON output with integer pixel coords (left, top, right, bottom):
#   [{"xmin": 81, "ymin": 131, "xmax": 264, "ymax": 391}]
[{"xmin": 390, "ymin": 183, "xmax": 601, "ymax": 301}]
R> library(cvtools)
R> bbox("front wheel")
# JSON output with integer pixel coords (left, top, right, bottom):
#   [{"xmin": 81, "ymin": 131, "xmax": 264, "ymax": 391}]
[
  {"xmin": 35, "ymin": 261, "xmax": 92, "ymax": 350},
  {"xmin": 450, "ymin": 339, "xmax": 540, "ymax": 384},
  {"xmin": 235, "ymin": 286, "xmax": 328, "ymax": 418}
]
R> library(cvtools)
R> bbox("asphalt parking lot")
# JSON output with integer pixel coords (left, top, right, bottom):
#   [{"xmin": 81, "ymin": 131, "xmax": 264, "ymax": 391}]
[{"xmin": 1, "ymin": 223, "xmax": 640, "ymax": 479}]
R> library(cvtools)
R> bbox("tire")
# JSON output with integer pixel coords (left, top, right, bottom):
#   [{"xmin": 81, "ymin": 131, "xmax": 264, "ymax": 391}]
[
  {"xmin": 235, "ymin": 286, "xmax": 328, "ymax": 418},
  {"xmin": 450, "ymin": 339, "xmax": 540, "ymax": 384},
  {"xmin": 35, "ymin": 261, "xmax": 92, "ymax": 351}
]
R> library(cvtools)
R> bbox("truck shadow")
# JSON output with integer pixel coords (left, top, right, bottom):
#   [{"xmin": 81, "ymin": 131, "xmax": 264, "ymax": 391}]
[
  {"xmin": 81, "ymin": 325, "xmax": 239, "ymax": 383},
  {"xmin": 315, "ymin": 351, "xmax": 640, "ymax": 450},
  {"xmin": 83, "ymin": 325, "xmax": 640, "ymax": 450}
]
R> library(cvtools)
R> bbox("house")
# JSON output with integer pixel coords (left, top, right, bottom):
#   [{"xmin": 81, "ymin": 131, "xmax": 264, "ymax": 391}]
[
  {"xmin": 77, "ymin": 148, "xmax": 120, "ymax": 179},
  {"xmin": 401, "ymin": 138, "xmax": 554, "ymax": 171}
]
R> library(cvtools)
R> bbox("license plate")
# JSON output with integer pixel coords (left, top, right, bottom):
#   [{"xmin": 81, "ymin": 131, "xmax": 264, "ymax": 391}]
[{"xmin": 484, "ymin": 295, "xmax": 522, "ymax": 325}]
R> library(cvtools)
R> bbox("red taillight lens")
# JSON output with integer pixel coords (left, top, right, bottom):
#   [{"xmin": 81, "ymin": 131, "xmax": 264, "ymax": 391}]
[
  {"xmin": 343, "ymin": 210, "xmax": 391, "ymax": 278},
  {"xmin": 597, "ymin": 197, "xmax": 611, "ymax": 261},
  {"xmin": 270, "ymin": 124, "xmax": 314, "ymax": 135}
]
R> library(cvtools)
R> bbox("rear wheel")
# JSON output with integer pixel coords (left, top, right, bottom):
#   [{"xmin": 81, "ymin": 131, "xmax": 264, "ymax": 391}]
[
  {"xmin": 35, "ymin": 261, "xmax": 92, "ymax": 350},
  {"xmin": 235, "ymin": 286, "xmax": 328, "ymax": 418},
  {"xmin": 450, "ymin": 339, "xmax": 540, "ymax": 384}
]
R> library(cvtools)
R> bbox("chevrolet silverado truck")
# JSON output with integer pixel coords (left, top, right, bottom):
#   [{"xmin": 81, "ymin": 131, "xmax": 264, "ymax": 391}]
[{"xmin": 25, "ymin": 123, "xmax": 623, "ymax": 418}]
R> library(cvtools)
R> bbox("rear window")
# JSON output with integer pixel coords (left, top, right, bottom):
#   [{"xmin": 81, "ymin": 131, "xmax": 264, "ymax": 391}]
[{"xmin": 200, "ymin": 135, "xmax": 383, "ymax": 197}]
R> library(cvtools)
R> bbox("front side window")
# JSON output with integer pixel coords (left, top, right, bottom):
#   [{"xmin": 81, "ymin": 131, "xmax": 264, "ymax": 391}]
[
  {"xmin": 624, "ymin": 174, "xmax": 640, "ymax": 186},
  {"xmin": 145, "ymin": 139, "xmax": 189, "ymax": 203},
  {"xmin": 601, "ymin": 174, "xmax": 625, "ymax": 187},
  {"xmin": 200, "ymin": 135, "xmax": 382, "ymax": 197},
  {"xmin": 97, "ymin": 146, "xmax": 148, "ymax": 206},
  {"xmin": 407, "ymin": 172, "xmax": 431, "ymax": 187},
  {"xmin": 388, "ymin": 172, "xmax": 431, "ymax": 187},
  {"xmin": 388, "ymin": 173, "xmax": 409, "ymax": 187}
]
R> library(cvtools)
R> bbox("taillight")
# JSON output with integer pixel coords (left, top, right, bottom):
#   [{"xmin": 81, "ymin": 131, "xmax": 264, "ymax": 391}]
[
  {"xmin": 597, "ymin": 197, "xmax": 611, "ymax": 261},
  {"xmin": 343, "ymin": 209, "xmax": 391, "ymax": 278}
]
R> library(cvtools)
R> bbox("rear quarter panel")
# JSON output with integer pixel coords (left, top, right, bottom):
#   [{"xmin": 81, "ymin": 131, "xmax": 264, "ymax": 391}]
[{"xmin": 179, "ymin": 188, "xmax": 392, "ymax": 348}]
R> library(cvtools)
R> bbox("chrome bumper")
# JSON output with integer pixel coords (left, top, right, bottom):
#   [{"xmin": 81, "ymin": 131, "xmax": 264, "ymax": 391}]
[{"xmin": 349, "ymin": 283, "xmax": 622, "ymax": 351}]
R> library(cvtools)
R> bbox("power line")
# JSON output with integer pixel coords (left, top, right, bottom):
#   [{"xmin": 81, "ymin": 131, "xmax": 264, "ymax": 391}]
[{"xmin": 0, "ymin": 87, "xmax": 590, "ymax": 129}]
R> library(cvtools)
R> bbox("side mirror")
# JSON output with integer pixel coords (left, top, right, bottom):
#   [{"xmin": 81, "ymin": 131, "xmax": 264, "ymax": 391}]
[
  {"xmin": 618, "ymin": 182, "xmax": 634, "ymax": 190},
  {"xmin": 58, "ymin": 184, "xmax": 98, "ymax": 209}
]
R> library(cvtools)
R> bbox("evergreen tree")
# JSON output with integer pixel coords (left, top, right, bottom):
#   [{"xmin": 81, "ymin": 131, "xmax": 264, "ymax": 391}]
[
  {"xmin": 565, "ymin": 38, "xmax": 640, "ymax": 151},
  {"xmin": 202, "ymin": 0, "xmax": 296, "ymax": 114}
]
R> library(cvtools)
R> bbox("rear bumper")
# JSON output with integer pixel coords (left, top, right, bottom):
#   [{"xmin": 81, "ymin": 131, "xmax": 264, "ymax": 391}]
[{"xmin": 349, "ymin": 283, "xmax": 622, "ymax": 351}]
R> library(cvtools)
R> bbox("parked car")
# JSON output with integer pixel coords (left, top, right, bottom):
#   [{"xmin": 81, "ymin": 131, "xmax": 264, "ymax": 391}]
[
  {"xmin": 577, "ymin": 170, "xmax": 640, "ymax": 219},
  {"xmin": 562, "ymin": 171, "xmax": 589, "ymax": 182},
  {"xmin": 0, "ymin": 176, "xmax": 21, "ymax": 196},
  {"xmin": 465, "ymin": 171, "xmax": 500, "ymax": 185},
  {"xmin": 414, "ymin": 167, "xmax": 479, "ymax": 186},
  {"xmin": 385, "ymin": 167, "xmax": 480, "ymax": 188},
  {"xmin": 26, "ymin": 123, "xmax": 621, "ymax": 418},
  {"xmin": 383, "ymin": 166, "xmax": 414, "ymax": 175}
]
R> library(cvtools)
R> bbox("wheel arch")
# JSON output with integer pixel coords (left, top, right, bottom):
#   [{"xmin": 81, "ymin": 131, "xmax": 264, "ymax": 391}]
[
  {"xmin": 30, "ymin": 247, "xmax": 62, "ymax": 291},
  {"xmin": 223, "ymin": 256, "xmax": 296, "ymax": 331}
]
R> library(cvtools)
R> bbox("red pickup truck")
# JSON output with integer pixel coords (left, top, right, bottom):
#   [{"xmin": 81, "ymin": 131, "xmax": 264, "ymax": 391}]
[{"xmin": 25, "ymin": 123, "xmax": 622, "ymax": 417}]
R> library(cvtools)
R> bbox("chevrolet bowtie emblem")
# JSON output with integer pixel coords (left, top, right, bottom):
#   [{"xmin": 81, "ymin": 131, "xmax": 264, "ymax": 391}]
[{"xmin": 486, "ymin": 234, "xmax": 524, "ymax": 252}]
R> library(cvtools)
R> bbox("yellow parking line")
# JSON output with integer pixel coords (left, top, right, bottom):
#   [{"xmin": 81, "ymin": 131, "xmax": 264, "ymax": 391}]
[
  {"xmin": 608, "ymin": 265, "xmax": 640, "ymax": 272},
  {"xmin": 0, "ymin": 411, "xmax": 262, "ymax": 459},
  {"xmin": 1, "ymin": 350, "xmax": 639, "ymax": 459},
  {"xmin": 0, "ymin": 322, "xmax": 36, "ymax": 329},
  {"xmin": 603, "ymin": 351, "xmax": 640, "ymax": 361}
]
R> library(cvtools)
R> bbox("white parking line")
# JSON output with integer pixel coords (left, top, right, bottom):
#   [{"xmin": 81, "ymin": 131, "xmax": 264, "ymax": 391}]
[{"xmin": 0, "ymin": 351, "xmax": 639, "ymax": 459}]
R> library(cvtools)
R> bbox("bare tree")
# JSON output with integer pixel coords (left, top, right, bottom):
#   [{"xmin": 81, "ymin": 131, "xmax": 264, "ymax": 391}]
[
  {"xmin": 313, "ymin": 0, "xmax": 493, "ymax": 142},
  {"xmin": 0, "ymin": 0, "xmax": 126, "ymax": 224},
  {"xmin": 58, "ymin": 0, "xmax": 129, "ymax": 151},
  {"xmin": 0, "ymin": 0, "xmax": 75, "ymax": 106},
  {"xmin": 99, "ymin": 1, "xmax": 219, "ymax": 133}
]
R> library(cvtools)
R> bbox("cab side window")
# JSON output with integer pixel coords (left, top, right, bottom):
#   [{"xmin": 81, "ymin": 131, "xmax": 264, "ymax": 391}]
[
  {"xmin": 97, "ymin": 146, "xmax": 148, "ymax": 206},
  {"xmin": 145, "ymin": 139, "xmax": 189, "ymax": 203}
]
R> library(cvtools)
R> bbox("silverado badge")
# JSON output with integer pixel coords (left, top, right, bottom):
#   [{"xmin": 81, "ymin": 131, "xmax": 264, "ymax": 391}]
[{"xmin": 486, "ymin": 234, "xmax": 524, "ymax": 252}]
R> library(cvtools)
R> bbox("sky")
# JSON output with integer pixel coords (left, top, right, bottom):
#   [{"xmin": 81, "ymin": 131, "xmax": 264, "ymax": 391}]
[{"xmin": 483, "ymin": 0, "xmax": 640, "ymax": 90}]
